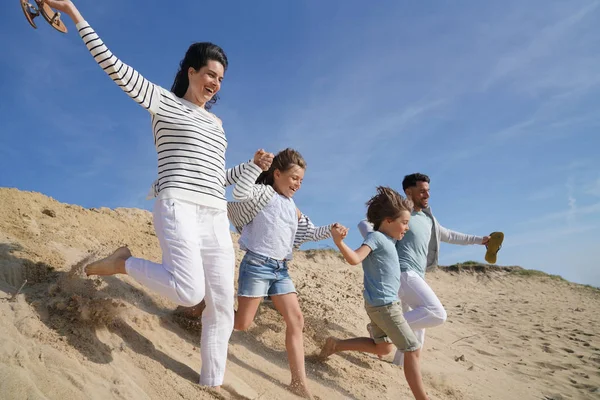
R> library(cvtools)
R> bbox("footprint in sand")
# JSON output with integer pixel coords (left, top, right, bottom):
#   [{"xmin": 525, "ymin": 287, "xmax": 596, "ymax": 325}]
[
  {"xmin": 574, "ymin": 372, "xmax": 590, "ymax": 379},
  {"xmin": 474, "ymin": 348, "xmax": 496, "ymax": 357},
  {"xmin": 571, "ymin": 381, "xmax": 599, "ymax": 391},
  {"xmin": 542, "ymin": 394, "xmax": 565, "ymax": 400},
  {"xmin": 568, "ymin": 335, "xmax": 585, "ymax": 344},
  {"xmin": 541, "ymin": 343, "xmax": 554, "ymax": 353},
  {"xmin": 561, "ymin": 348, "xmax": 575, "ymax": 354},
  {"xmin": 535, "ymin": 361, "xmax": 568, "ymax": 371}
]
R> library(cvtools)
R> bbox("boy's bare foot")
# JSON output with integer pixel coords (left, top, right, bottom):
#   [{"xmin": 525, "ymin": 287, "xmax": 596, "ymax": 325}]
[
  {"xmin": 85, "ymin": 246, "xmax": 131, "ymax": 276},
  {"xmin": 318, "ymin": 337, "xmax": 337, "ymax": 360},
  {"xmin": 174, "ymin": 300, "xmax": 206, "ymax": 319},
  {"xmin": 288, "ymin": 381, "xmax": 313, "ymax": 399}
]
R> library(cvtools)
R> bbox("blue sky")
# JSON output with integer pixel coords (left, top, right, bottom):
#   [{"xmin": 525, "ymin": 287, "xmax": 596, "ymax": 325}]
[{"xmin": 1, "ymin": 1, "xmax": 598, "ymax": 286}]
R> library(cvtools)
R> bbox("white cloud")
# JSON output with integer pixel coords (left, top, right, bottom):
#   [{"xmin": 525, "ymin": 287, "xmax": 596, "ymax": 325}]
[
  {"xmin": 521, "ymin": 202, "xmax": 600, "ymax": 226},
  {"xmin": 483, "ymin": 1, "xmax": 600, "ymax": 92}
]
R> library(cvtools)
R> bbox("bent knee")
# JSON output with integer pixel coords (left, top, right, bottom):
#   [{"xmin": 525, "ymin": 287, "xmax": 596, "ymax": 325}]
[
  {"xmin": 435, "ymin": 307, "xmax": 447, "ymax": 324},
  {"xmin": 426, "ymin": 304, "xmax": 447, "ymax": 326},
  {"xmin": 177, "ymin": 287, "xmax": 205, "ymax": 308}
]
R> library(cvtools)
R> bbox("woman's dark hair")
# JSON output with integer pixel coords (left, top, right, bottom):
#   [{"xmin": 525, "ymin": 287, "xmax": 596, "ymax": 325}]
[
  {"xmin": 366, "ymin": 186, "xmax": 414, "ymax": 230},
  {"xmin": 256, "ymin": 148, "xmax": 306, "ymax": 186},
  {"xmin": 171, "ymin": 42, "xmax": 228, "ymax": 110}
]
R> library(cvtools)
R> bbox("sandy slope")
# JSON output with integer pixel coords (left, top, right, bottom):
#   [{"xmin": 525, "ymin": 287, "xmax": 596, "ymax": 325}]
[{"xmin": 0, "ymin": 187, "xmax": 599, "ymax": 400}]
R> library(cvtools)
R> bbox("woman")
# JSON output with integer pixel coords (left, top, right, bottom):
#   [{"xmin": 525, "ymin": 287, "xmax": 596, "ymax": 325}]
[{"xmin": 43, "ymin": 0, "xmax": 273, "ymax": 389}]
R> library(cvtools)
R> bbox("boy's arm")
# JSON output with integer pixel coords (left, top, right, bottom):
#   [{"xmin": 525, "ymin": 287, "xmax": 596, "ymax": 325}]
[
  {"xmin": 331, "ymin": 225, "xmax": 371, "ymax": 265},
  {"xmin": 336, "ymin": 241, "xmax": 372, "ymax": 266}
]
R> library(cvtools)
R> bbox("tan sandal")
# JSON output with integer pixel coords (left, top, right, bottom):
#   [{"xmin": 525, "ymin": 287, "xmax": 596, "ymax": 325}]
[{"xmin": 485, "ymin": 232, "xmax": 504, "ymax": 264}]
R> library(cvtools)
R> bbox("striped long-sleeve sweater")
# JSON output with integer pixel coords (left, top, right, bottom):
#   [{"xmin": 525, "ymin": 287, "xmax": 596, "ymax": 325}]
[
  {"xmin": 227, "ymin": 163, "xmax": 333, "ymax": 254},
  {"xmin": 76, "ymin": 21, "xmax": 246, "ymax": 211}
]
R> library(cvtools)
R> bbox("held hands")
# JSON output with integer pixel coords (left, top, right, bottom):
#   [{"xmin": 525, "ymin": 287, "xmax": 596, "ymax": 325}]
[
  {"xmin": 253, "ymin": 149, "xmax": 274, "ymax": 171},
  {"xmin": 331, "ymin": 223, "xmax": 348, "ymax": 244}
]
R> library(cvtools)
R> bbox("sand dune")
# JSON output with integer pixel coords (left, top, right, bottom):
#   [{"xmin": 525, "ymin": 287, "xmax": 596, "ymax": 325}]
[{"xmin": 0, "ymin": 187, "xmax": 599, "ymax": 399}]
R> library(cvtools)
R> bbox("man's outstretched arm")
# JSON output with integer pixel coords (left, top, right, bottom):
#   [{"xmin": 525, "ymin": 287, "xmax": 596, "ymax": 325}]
[{"xmin": 438, "ymin": 223, "xmax": 489, "ymax": 245}]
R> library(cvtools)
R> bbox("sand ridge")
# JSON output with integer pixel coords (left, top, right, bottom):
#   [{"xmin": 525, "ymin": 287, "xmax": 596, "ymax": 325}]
[{"xmin": 0, "ymin": 187, "xmax": 599, "ymax": 399}]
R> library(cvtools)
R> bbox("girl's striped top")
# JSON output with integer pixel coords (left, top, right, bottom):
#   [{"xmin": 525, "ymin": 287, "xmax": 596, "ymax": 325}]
[
  {"xmin": 227, "ymin": 163, "xmax": 333, "ymax": 257},
  {"xmin": 76, "ymin": 21, "xmax": 245, "ymax": 211}
]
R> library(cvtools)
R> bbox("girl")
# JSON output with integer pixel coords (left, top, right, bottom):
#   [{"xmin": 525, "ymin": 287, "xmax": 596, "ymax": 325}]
[
  {"xmin": 43, "ymin": 0, "xmax": 273, "ymax": 389},
  {"xmin": 228, "ymin": 148, "xmax": 346, "ymax": 399}
]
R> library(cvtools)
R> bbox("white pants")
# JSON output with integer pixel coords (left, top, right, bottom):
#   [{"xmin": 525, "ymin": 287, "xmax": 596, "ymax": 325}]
[
  {"xmin": 392, "ymin": 270, "xmax": 447, "ymax": 366},
  {"xmin": 126, "ymin": 198, "xmax": 235, "ymax": 386}
]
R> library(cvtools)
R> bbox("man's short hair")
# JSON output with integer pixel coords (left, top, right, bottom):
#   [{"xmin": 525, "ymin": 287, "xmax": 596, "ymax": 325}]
[{"xmin": 402, "ymin": 173, "xmax": 430, "ymax": 191}]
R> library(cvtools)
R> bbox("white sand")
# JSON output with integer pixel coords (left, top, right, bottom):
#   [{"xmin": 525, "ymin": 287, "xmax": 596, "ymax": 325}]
[{"xmin": 0, "ymin": 187, "xmax": 598, "ymax": 399}]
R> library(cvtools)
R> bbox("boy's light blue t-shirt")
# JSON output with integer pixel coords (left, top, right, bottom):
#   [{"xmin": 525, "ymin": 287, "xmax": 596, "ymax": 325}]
[
  {"xmin": 396, "ymin": 210, "xmax": 433, "ymax": 278},
  {"xmin": 361, "ymin": 231, "xmax": 401, "ymax": 307}
]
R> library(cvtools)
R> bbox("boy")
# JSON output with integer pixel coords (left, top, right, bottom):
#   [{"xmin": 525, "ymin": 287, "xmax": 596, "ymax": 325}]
[{"xmin": 319, "ymin": 186, "xmax": 429, "ymax": 400}]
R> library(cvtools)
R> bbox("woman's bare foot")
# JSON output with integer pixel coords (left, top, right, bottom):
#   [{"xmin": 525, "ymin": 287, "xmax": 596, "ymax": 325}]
[
  {"xmin": 174, "ymin": 300, "xmax": 206, "ymax": 319},
  {"xmin": 318, "ymin": 337, "xmax": 337, "ymax": 360},
  {"xmin": 85, "ymin": 246, "xmax": 131, "ymax": 276},
  {"xmin": 288, "ymin": 381, "xmax": 313, "ymax": 399}
]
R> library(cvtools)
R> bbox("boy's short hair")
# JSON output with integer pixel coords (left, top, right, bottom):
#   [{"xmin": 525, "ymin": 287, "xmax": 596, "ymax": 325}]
[
  {"xmin": 366, "ymin": 186, "xmax": 414, "ymax": 230},
  {"xmin": 402, "ymin": 173, "xmax": 430, "ymax": 191}
]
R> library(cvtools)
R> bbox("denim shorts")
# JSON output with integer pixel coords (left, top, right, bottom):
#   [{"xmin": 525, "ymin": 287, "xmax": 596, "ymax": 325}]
[{"xmin": 237, "ymin": 251, "xmax": 296, "ymax": 297}]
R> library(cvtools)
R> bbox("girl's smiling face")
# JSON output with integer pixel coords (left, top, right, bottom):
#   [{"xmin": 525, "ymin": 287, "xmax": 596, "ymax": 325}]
[{"xmin": 273, "ymin": 165, "xmax": 305, "ymax": 198}]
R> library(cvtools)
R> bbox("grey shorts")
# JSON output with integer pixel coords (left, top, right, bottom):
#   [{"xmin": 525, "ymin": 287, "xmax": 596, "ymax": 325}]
[{"xmin": 365, "ymin": 301, "xmax": 420, "ymax": 352}]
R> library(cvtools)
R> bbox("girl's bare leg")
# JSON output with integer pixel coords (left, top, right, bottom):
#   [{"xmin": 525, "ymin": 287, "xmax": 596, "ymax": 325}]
[
  {"xmin": 271, "ymin": 293, "xmax": 312, "ymax": 399},
  {"xmin": 234, "ymin": 296, "xmax": 263, "ymax": 331}
]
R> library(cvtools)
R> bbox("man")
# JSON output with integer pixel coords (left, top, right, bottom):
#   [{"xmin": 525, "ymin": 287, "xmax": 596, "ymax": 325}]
[{"xmin": 358, "ymin": 173, "xmax": 490, "ymax": 366}]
